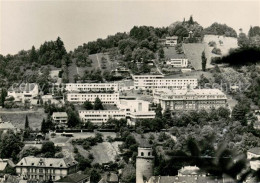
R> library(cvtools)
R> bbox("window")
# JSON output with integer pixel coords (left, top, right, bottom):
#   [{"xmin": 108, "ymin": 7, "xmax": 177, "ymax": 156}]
[
  {"xmin": 148, "ymin": 152, "xmax": 151, "ymax": 156},
  {"xmin": 39, "ymin": 169, "xmax": 43, "ymax": 173},
  {"xmin": 141, "ymin": 152, "xmax": 144, "ymax": 156}
]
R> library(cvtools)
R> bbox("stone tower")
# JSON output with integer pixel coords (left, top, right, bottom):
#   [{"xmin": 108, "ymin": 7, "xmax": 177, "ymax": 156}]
[{"xmin": 136, "ymin": 146, "xmax": 154, "ymax": 183}]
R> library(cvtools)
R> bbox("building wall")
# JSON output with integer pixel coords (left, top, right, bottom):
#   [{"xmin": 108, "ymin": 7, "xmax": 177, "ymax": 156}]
[
  {"xmin": 136, "ymin": 147, "xmax": 154, "ymax": 183},
  {"xmin": 166, "ymin": 59, "xmax": 188, "ymax": 68},
  {"xmin": 79, "ymin": 110, "xmax": 126, "ymax": 125},
  {"xmin": 67, "ymin": 93, "xmax": 119, "ymax": 104},
  {"xmin": 133, "ymin": 75, "xmax": 197, "ymax": 90},
  {"xmin": 16, "ymin": 166, "xmax": 77, "ymax": 181},
  {"xmin": 160, "ymin": 99, "xmax": 227, "ymax": 111},
  {"xmin": 65, "ymin": 83, "xmax": 119, "ymax": 92}
]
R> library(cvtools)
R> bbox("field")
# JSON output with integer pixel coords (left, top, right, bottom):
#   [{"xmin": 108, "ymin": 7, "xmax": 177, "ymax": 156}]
[
  {"xmin": 0, "ymin": 108, "xmax": 47, "ymax": 130},
  {"xmin": 203, "ymin": 35, "xmax": 238, "ymax": 56},
  {"xmin": 182, "ymin": 43, "xmax": 214, "ymax": 70}
]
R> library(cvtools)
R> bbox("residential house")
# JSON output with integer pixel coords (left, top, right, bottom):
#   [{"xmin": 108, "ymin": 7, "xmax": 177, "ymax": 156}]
[
  {"xmin": 16, "ymin": 157, "xmax": 77, "ymax": 182},
  {"xmin": 247, "ymin": 147, "xmax": 260, "ymax": 171},
  {"xmin": 52, "ymin": 112, "xmax": 68, "ymax": 127},
  {"xmin": 7, "ymin": 83, "xmax": 39, "ymax": 103}
]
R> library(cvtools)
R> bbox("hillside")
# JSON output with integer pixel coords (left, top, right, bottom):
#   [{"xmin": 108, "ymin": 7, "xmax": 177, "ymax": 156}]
[
  {"xmin": 203, "ymin": 35, "xmax": 238, "ymax": 56},
  {"xmin": 182, "ymin": 43, "xmax": 213, "ymax": 70}
]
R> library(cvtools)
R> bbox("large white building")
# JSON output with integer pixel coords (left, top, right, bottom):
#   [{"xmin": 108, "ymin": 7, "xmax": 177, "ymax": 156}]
[
  {"xmin": 16, "ymin": 157, "xmax": 77, "ymax": 182},
  {"xmin": 7, "ymin": 83, "xmax": 39, "ymax": 103},
  {"xmin": 132, "ymin": 75, "xmax": 198, "ymax": 90},
  {"xmin": 154, "ymin": 88, "xmax": 227, "ymax": 112},
  {"xmin": 65, "ymin": 83, "xmax": 119, "ymax": 92},
  {"xmin": 165, "ymin": 36, "xmax": 178, "ymax": 46},
  {"xmin": 66, "ymin": 92, "xmax": 119, "ymax": 104},
  {"xmin": 166, "ymin": 58, "xmax": 188, "ymax": 68},
  {"xmin": 79, "ymin": 99, "xmax": 156, "ymax": 125},
  {"xmin": 79, "ymin": 110, "xmax": 126, "ymax": 125}
]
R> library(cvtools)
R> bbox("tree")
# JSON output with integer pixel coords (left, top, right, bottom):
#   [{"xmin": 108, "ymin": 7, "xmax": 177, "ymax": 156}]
[
  {"xmin": 94, "ymin": 97, "xmax": 104, "ymax": 110},
  {"xmin": 25, "ymin": 115, "xmax": 30, "ymax": 129},
  {"xmin": 0, "ymin": 130, "xmax": 24, "ymax": 162},
  {"xmin": 24, "ymin": 115, "xmax": 31, "ymax": 138},
  {"xmin": 158, "ymin": 48, "xmax": 164, "ymax": 59},
  {"xmin": 0, "ymin": 88, "xmax": 7, "ymax": 108},
  {"xmin": 29, "ymin": 46, "xmax": 38, "ymax": 63},
  {"xmin": 155, "ymin": 104, "xmax": 163, "ymax": 119},
  {"xmin": 201, "ymin": 50, "xmax": 207, "ymax": 71},
  {"xmin": 83, "ymin": 100, "xmax": 93, "ymax": 110},
  {"xmin": 90, "ymin": 169, "xmax": 101, "ymax": 183},
  {"xmin": 41, "ymin": 118, "xmax": 48, "ymax": 134},
  {"xmin": 41, "ymin": 141, "xmax": 56, "ymax": 157},
  {"xmin": 238, "ymin": 32, "xmax": 250, "ymax": 48},
  {"xmin": 232, "ymin": 103, "xmax": 247, "ymax": 125},
  {"xmin": 188, "ymin": 15, "xmax": 194, "ymax": 25},
  {"xmin": 67, "ymin": 110, "xmax": 81, "ymax": 128}
]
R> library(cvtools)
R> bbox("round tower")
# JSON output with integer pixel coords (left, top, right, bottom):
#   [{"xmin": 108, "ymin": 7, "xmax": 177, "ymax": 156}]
[{"xmin": 136, "ymin": 146, "xmax": 154, "ymax": 183}]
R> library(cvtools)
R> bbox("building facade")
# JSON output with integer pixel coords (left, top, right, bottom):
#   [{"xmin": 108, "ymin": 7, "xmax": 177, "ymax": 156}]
[
  {"xmin": 66, "ymin": 93, "xmax": 119, "ymax": 104},
  {"xmin": 7, "ymin": 83, "xmax": 39, "ymax": 103},
  {"xmin": 154, "ymin": 88, "xmax": 227, "ymax": 112},
  {"xmin": 132, "ymin": 75, "xmax": 198, "ymax": 90},
  {"xmin": 79, "ymin": 110, "xmax": 126, "ymax": 125},
  {"xmin": 16, "ymin": 157, "xmax": 77, "ymax": 182},
  {"xmin": 52, "ymin": 112, "xmax": 68, "ymax": 127},
  {"xmin": 65, "ymin": 83, "xmax": 119, "ymax": 92},
  {"xmin": 166, "ymin": 58, "xmax": 188, "ymax": 68},
  {"xmin": 79, "ymin": 100, "xmax": 156, "ymax": 125},
  {"xmin": 165, "ymin": 36, "xmax": 178, "ymax": 46}
]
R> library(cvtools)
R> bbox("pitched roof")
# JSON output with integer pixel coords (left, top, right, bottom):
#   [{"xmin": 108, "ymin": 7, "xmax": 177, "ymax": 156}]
[
  {"xmin": 55, "ymin": 173, "xmax": 89, "ymax": 183},
  {"xmin": 16, "ymin": 156, "xmax": 77, "ymax": 168},
  {"xmin": 52, "ymin": 112, "xmax": 68, "ymax": 118},
  {"xmin": 0, "ymin": 117, "xmax": 16, "ymax": 130},
  {"xmin": 248, "ymin": 147, "xmax": 260, "ymax": 155}
]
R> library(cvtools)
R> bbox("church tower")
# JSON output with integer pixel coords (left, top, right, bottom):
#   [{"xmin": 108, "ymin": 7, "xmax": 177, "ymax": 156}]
[{"xmin": 136, "ymin": 146, "xmax": 154, "ymax": 183}]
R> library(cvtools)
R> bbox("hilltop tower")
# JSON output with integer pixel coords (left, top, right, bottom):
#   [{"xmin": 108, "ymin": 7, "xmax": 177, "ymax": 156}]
[{"xmin": 136, "ymin": 146, "xmax": 154, "ymax": 183}]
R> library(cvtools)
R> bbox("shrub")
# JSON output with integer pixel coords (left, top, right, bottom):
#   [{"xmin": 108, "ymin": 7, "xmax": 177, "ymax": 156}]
[
  {"xmin": 208, "ymin": 41, "xmax": 216, "ymax": 47},
  {"xmin": 212, "ymin": 47, "xmax": 222, "ymax": 55}
]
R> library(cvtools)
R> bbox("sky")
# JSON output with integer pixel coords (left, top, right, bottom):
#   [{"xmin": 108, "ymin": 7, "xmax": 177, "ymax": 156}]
[{"xmin": 1, "ymin": 0, "xmax": 259, "ymax": 55}]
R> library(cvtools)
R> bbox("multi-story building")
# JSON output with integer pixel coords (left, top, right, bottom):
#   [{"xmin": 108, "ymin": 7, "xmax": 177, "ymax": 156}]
[
  {"xmin": 52, "ymin": 112, "xmax": 68, "ymax": 127},
  {"xmin": 16, "ymin": 157, "xmax": 77, "ymax": 182},
  {"xmin": 65, "ymin": 83, "xmax": 119, "ymax": 92},
  {"xmin": 154, "ymin": 88, "xmax": 227, "ymax": 112},
  {"xmin": 132, "ymin": 75, "xmax": 198, "ymax": 90},
  {"xmin": 79, "ymin": 100, "xmax": 155, "ymax": 125},
  {"xmin": 166, "ymin": 58, "xmax": 188, "ymax": 68},
  {"xmin": 165, "ymin": 36, "xmax": 178, "ymax": 46},
  {"xmin": 79, "ymin": 110, "xmax": 126, "ymax": 125},
  {"xmin": 7, "ymin": 83, "xmax": 39, "ymax": 103},
  {"xmin": 66, "ymin": 93, "xmax": 119, "ymax": 104}
]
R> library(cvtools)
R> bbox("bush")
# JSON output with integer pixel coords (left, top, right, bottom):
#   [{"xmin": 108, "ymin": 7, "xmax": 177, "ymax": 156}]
[
  {"xmin": 208, "ymin": 41, "xmax": 216, "ymax": 47},
  {"xmin": 212, "ymin": 48, "xmax": 222, "ymax": 55}
]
